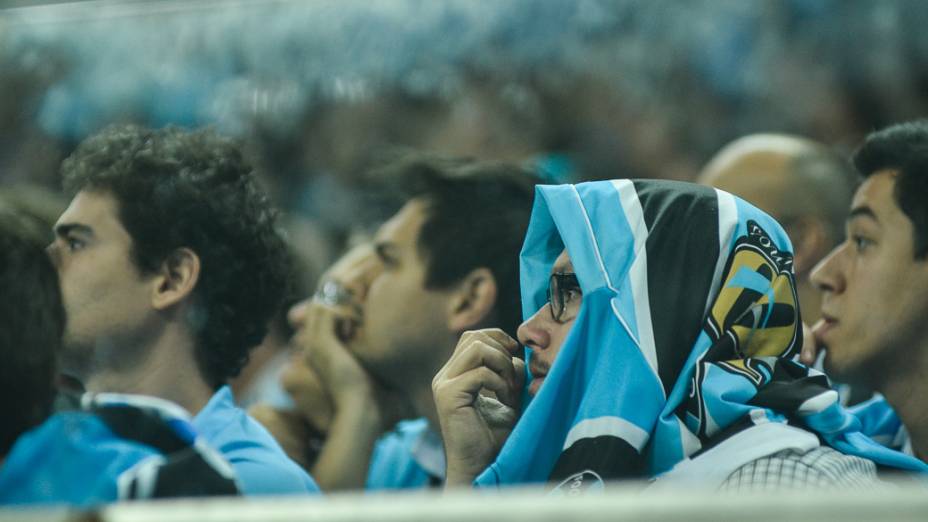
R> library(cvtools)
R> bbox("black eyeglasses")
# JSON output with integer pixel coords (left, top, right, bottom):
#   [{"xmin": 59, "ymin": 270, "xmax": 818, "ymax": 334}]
[{"xmin": 546, "ymin": 272, "xmax": 581, "ymax": 323}]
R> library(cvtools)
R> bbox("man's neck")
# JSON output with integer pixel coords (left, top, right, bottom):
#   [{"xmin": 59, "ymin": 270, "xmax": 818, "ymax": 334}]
[
  {"xmin": 410, "ymin": 383, "xmax": 441, "ymax": 432},
  {"xmin": 391, "ymin": 336, "xmax": 460, "ymax": 433},
  {"xmin": 83, "ymin": 328, "xmax": 214, "ymax": 415},
  {"xmin": 877, "ymin": 340, "xmax": 928, "ymax": 461}
]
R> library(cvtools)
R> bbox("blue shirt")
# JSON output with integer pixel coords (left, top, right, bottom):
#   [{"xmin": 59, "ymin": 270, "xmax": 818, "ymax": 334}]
[
  {"xmin": 367, "ymin": 418, "xmax": 444, "ymax": 490},
  {"xmin": 193, "ymin": 386, "xmax": 320, "ymax": 495},
  {"xmin": 0, "ymin": 413, "xmax": 164, "ymax": 506}
]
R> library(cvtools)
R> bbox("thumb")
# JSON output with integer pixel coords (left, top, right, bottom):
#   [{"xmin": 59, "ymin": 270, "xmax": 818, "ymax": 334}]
[{"xmin": 799, "ymin": 321, "xmax": 818, "ymax": 366}]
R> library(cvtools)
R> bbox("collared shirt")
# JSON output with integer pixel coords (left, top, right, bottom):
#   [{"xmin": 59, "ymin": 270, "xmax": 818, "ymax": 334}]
[
  {"xmin": 649, "ymin": 422, "xmax": 882, "ymax": 493},
  {"xmin": 719, "ymin": 446, "xmax": 880, "ymax": 491},
  {"xmin": 367, "ymin": 418, "xmax": 445, "ymax": 490},
  {"xmin": 193, "ymin": 386, "xmax": 320, "ymax": 495}
]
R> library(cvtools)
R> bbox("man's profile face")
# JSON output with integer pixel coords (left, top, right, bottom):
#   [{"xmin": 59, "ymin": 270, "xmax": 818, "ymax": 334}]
[
  {"xmin": 811, "ymin": 170, "xmax": 928, "ymax": 383},
  {"xmin": 517, "ymin": 249, "xmax": 579, "ymax": 396},
  {"xmin": 350, "ymin": 198, "xmax": 456, "ymax": 387},
  {"xmin": 48, "ymin": 190, "xmax": 156, "ymax": 379}
]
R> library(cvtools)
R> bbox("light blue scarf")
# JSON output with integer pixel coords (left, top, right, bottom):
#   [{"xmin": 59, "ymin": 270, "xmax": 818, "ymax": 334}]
[{"xmin": 476, "ymin": 179, "xmax": 927, "ymax": 488}]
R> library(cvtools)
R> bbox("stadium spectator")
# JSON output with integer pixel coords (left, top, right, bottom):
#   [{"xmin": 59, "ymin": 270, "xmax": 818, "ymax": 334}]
[
  {"xmin": 0, "ymin": 211, "xmax": 239, "ymax": 505},
  {"xmin": 47, "ymin": 124, "xmax": 319, "ymax": 495},
  {"xmin": 812, "ymin": 120, "xmax": 928, "ymax": 463},
  {"xmin": 283, "ymin": 155, "xmax": 535, "ymax": 490}
]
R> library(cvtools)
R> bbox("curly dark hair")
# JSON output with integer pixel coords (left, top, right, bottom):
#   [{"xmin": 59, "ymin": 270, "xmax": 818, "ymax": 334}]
[
  {"xmin": 0, "ymin": 211, "xmax": 65, "ymax": 456},
  {"xmin": 61, "ymin": 124, "xmax": 289, "ymax": 389},
  {"xmin": 853, "ymin": 119, "xmax": 928, "ymax": 259},
  {"xmin": 370, "ymin": 154, "xmax": 537, "ymax": 337}
]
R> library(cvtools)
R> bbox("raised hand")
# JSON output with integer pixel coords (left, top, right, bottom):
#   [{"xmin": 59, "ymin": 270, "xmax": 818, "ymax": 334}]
[{"xmin": 432, "ymin": 328, "xmax": 525, "ymax": 487}]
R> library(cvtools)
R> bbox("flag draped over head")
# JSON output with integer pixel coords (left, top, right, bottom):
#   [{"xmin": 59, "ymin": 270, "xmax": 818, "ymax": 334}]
[{"xmin": 475, "ymin": 179, "xmax": 927, "ymax": 490}]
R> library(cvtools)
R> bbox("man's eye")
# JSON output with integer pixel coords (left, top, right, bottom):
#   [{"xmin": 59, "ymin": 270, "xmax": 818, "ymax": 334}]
[
  {"xmin": 563, "ymin": 287, "xmax": 582, "ymax": 303},
  {"xmin": 67, "ymin": 237, "xmax": 85, "ymax": 252},
  {"xmin": 852, "ymin": 235, "xmax": 873, "ymax": 253}
]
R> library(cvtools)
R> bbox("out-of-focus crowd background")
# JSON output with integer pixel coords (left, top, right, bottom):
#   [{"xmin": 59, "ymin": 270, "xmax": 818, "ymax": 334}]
[{"xmin": 1, "ymin": 0, "xmax": 927, "ymax": 270}]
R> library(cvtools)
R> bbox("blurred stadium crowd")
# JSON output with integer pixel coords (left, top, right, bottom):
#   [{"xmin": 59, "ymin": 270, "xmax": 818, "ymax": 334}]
[{"xmin": 2, "ymin": 0, "xmax": 927, "ymax": 236}]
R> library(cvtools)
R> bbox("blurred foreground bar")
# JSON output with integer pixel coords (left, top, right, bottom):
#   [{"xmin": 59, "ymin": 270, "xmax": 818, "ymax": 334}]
[{"xmin": 2, "ymin": 482, "xmax": 927, "ymax": 522}]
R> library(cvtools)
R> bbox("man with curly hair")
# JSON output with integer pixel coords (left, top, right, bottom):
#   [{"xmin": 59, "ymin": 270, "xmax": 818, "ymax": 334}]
[
  {"xmin": 47, "ymin": 124, "xmax": 319, "ymax": 495},
  {"xmin": 0, "ymin": 210, "xmax": 239, "ymax": 505}
]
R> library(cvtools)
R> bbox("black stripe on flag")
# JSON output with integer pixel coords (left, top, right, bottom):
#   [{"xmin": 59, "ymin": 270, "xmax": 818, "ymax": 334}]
[
  {"xmin": 548, "ymin": 435, "xmax": 645, "ymax": 483},
  {"xmin": 633, "ymin": 180, "xmax": 721, "ymax": 395}
]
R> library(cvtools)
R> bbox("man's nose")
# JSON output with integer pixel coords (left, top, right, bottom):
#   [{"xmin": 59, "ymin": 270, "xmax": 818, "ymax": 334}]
[
  {"xmin": 516, "ymin": 306, "xmax": 552, "ymax": 353},
  {"xmin": 46, "ymin": 242, "xmax": 60, "ymax": 269},
  {"xmin": 810, "ymin": 245, "xmax": 844, "ymax": 294},
  {"xmin": 340, "ymin": 249, "xmax": 380, "ymax": 303}
]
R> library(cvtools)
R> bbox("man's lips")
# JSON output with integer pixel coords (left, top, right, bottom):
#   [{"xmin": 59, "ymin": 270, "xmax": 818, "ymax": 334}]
[
  {"xmin": 529, "ymin": 362, "xmax": 548, "ymax": 381},
  {"xmin": 527, "ymin": 373, "xmax": 545, "ymax": 395},
  {"xmin": 812, "ymin": 314, "xmax": 839, "ymax": 346}
]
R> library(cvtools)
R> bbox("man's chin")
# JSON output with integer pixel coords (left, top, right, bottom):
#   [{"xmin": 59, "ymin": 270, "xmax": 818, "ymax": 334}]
[
  {"xmin": 528, "ymin": 378, "xmax": 544, "ymax": 396},
  {"xmin": 823, "ymin": 352, "xmax": 872, "ymax": 389},
  {"xmin": 56, "ymin": 373, "xmax": 86, "ymax": 394}
]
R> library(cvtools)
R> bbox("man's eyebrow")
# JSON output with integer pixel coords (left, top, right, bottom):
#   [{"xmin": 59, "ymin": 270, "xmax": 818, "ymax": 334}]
[
  {"xmin": 53, "ymin": 223, "xmax": 94, "ymax": 238},
  {"xmin": 847, "ymin": 206, "xmax": 879, "ymax": 225}
]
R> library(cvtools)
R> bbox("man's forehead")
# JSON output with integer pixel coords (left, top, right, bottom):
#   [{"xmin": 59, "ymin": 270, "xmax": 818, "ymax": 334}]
[
  {"xmin": 850, "ymin": 169, "xmax": 897, "ymax": 222},
  {"xmin": 552, "ymin": 249, "xmax": 573, "ymax": 273},
  {"xmin": 56, "ymin": 191, "xmax": 124, "ymax": 234},
  {"xmin": 58, "ymin": 191, "xmax": 110, "ymax": 221}
]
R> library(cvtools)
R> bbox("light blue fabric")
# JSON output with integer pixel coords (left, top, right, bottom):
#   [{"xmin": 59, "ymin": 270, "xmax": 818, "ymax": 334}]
[
  {"xmin": 849, "ymin": 394, "xmax": 912, "ymax": 453},
  {"xmin": 367, "ymin": 418, "xmax": 442, "ymax": 490},
  {"xmin": 475, "ymin": 180, "xmax": 928, "ymax": 487},
  {"xmin": 193, "ymin": 386, "xmax": 320, "ymax": 495},
  {"xmin": 0, "ymin": 413, "xmax": 159, "ymax": 506}
]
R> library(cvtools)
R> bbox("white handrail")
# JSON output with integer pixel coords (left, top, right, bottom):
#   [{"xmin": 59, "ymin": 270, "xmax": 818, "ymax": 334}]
[{"xmin": 3, "ymin": 482, "xmax": 926, "ymax": 522}]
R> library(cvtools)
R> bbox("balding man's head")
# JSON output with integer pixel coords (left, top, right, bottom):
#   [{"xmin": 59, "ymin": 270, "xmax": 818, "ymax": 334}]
[{"xmin": 699, "ymin": 134, "xmax": 857, "ymax": 254}]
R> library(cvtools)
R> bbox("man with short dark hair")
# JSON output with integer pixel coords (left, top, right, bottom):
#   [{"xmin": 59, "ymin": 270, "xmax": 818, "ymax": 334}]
[
  {"xmin": 812, "ymin": 119, "xmax": 928, "ymax": 462},
  {"xmin": 47, "ymin": 124, "xmax": 319, "ymax": 495},
  {"xmin": 286, "ymin": 155, "xmax": 535, "ymax": 490}
]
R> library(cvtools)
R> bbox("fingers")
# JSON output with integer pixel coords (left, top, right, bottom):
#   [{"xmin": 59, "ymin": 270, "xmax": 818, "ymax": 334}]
[
  {"xmin": 294, "ymin": 302, "xmax": 352, "ymax": 351},
  {"xmin": 444, "ymin": 340, "xmax": 517, "ymax": 390},
  {"xmin": 292, "ymin": 304, "xmax": 348, "ymax": 378},
  {"xmin": 447, "ymin": 329, "xmax": 521, "ymax": 371},
  {"xmin": 440, "ymin": 367, "xmax": 513, "ymax": 408},
  {"xmin": 460, "ymin": 329, "xmax": 521, "ymax": 356},
  {"xmin": 436, "ymin": 329, "xmax": 523, "ymax": 407},
  {"xmin": 800, "ymin": 321, "xmax": 818, "ymax": 366},
  {"xmin": 512, "ymin": 357, "xmax": 526, "ymax": 394},
  {"xmin": 288, "ymin": 298, "xmax": 311, "ymax": 328},
  {"xmin": 290, "ymin": 244, "xmax": 375, "ymax": 332}
]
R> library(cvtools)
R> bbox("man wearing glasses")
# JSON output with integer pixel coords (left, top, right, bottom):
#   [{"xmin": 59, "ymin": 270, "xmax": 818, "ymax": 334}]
[{"xmin": 434, "ymin": 179, "xmax": 922, "ymax": 491}]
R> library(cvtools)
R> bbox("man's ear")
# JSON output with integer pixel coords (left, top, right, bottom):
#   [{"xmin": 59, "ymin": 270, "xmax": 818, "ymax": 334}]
[
  {"xmin": 446, "ymin": 267, "xmax": 498, "ymax": 333},
  {"xmin": 788, "ymin": 217, "xmax": 829, "ymax": 277},
  {"xmin": 151, "ymin": 247, "xmax": 201, "ymax": 311}
]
